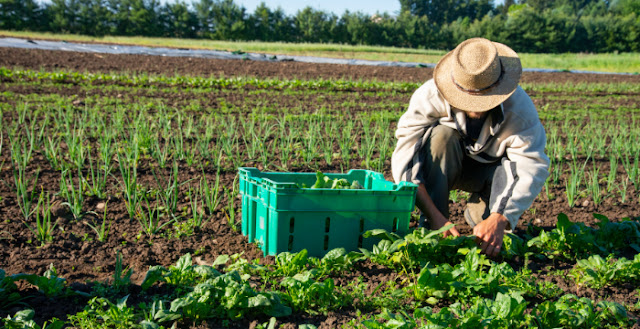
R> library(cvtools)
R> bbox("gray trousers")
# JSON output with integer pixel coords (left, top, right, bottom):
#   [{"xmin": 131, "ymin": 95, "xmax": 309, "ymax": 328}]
[{"xmin": 422, "ymin": 125, "xmax": 499, "ymax": 218}]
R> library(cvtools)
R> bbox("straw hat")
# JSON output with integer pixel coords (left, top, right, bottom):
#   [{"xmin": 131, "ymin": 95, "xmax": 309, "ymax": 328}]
[{"xmin": 434, "ymin": 38, "xmax": 522, "ymax": 112}]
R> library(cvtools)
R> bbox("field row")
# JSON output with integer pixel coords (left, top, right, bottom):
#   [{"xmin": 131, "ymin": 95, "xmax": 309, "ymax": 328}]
[{"xmin": 1, "ymin": 65, "xmax": 639, "ymax": 328}]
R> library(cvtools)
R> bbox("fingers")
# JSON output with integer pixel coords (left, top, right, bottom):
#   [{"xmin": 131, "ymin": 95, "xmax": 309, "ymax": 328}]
[
  {"xmin": 472, "ymin": 218, "xmax": 505, "ymax": 257},
  {"xmin": 478, "ymin": 235, "xmax": 502, "ymax": 257},
  {"xmin": 442, "ymin": 222, "xmax": 461, "ymax": 237}
]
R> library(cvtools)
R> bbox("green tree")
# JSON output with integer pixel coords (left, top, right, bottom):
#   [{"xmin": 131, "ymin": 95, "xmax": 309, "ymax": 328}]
[
  {"xmin": 248, "ymin": 2, "xmax": 294, "ymax": 41},
  {"xmin": 610, "ymin": 0, "xmax": 640, "ymax": 16},
  {"xmin": 341, "ymin": 11, "xmax": 371, "ymax": 45},
  {"xmin": 399, "ymin": 0, "xmax": 495, "ymax": 25},
  {"xmin": 76, "ymin": 0, "xmax": 110, "ymax": 36},
  {"xmin": 293, "ymin": 7, "xmax": 338, "ymax": 43},
  {"xmin": 0, "ymin": 0, "xmax": 43, "ymax": 30},
  {"xmin": 161, "ymin": 0, "xmax": 198, "ymax": 38},
  {"xmin": 106, "ymin": 0, "xmax": 163, "ymax": 36},
  {"xmin": 194, "ymin": 0, "xmax": 248, "ymax": 40},
  {"xmin": 396, "ymin": 11, "xmax": 435, "ymax": 48},
  {"xmin": 48, "ymin": 0, "xmax": 82, "ymax": 33}
]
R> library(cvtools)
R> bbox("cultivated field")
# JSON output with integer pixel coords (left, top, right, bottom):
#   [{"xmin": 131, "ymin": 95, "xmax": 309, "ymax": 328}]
[{"xmin": 0, "ymin": 46, "xmax": 639, "ymax": 328}]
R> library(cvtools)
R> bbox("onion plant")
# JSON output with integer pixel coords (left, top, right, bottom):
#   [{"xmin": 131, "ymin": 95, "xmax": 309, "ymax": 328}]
[
  {"xmin": 565, "ymin": 159, "xmax": 588, "ymax": 208},
  {"xmin": 374, "ymin": 131, "xmax": 392, "ymax": 173},
  {"xmin": 59, "ymin": 168, "xmax": 85, "ymax": 219},
  {"xmin": 322, "ymin": 120, "xmax": 338, "ymax": 165},
  {"xmin": 275, "ymin": 118, "xmax": 294, "ymax": 170},
  {"xmin": 338, "ymin": 121, "xmax": 355, "ymax": 166},
  {"xmin": 42, "ymin": 136, "xmax": 63, "ymax": 171},
  {"xmin": 117, "ymin": 151, "xmax": 140, "ymax": 220},
  {"xmin": 587, "ymin": 165, "xmax": 602, "ymax": 207},
  {"xmin": 82, "ymin": 151, "xmax": 109, "ymax": 199},
  {"xmin": 137, "ymin": 193, "xmax": 175, "ymax": 237},
  {"xmin": 84, "ymin": 202, "xmax": 111, "ymax": 242},
  {"xmin": 302, "ymin": 118, "xmax": 320, "ymax": 166},
  {"xmin": 622, "ymin": 152, "xmax": 639, "ymax": 191},
  {"xmin": 152, "ymin": 138, "xmax": 170, "ymax": 169},
  {"xmin": 256, "ymin": 120, "xmax": 276, "ymax": 169},
  {"xmin": 606, "ymin": 155, "xmax": 618, "ymax": 193},
  {"xmin": 11, "ymin": 163, "xmax": 39, "ymax": 221},
  {"xmin": 200, "ymin": 164, "xmax": 222, "ymax": 215},
  {"xmin": 150, "ymin": 160, "xmax": 184, "ymax": 216},
  {"xmin": 187, "ymin": 187, "xmax": 204, "ymax": 229},
  {"xmin": 63, "ymin": 119, "xmax": 87, "ymax": 169},
  {"xmin": 619, "ymin": 177, "xmax": 629, "ymax": 203},
  {"xmin": 9, "ymin": 129, "xmax": 34, "ymax": 171},
  {"xmin": 241, "ymin": 116, "xmax": 259, "ymax": 160},
  {"xmin": 21, "ymin": 191, "xmax": 57, "ymax": 245},
  {"xmin": 223, "ymin": 175, "xmax": 239, "ymax": 232},
  {"xmin": 219, "ymin": 117, "xmax": 240, "ymax": 168}
]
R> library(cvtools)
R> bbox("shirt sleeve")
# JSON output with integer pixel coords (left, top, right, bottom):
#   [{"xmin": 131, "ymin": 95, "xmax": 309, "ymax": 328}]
[
  {"xmin": 488, "ymin": 120, "xmax": 550, "ymax": 230},
  {"xmin": 391, "ymin": 80, "xmax": 447, "ymax": 184}
]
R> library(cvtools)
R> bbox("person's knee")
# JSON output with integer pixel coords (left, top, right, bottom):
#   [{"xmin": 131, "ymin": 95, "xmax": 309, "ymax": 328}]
[{"xmin": 428, "ymin": 125, "xmax": 461, "ymax": 158}]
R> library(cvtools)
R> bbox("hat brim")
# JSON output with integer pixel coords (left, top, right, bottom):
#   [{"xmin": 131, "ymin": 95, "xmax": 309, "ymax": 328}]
[{"xmin": 434, "ymin": 41, "xmax": 522, "ymax": 112}]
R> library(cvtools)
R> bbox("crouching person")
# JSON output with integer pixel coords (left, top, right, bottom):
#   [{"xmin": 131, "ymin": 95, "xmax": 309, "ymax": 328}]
[{"xmin": 391, "ymin": 38, "xmax": 549, "ymax": 257}]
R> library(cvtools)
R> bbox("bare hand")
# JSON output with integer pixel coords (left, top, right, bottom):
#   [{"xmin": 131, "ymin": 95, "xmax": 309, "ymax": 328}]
[
  {"xmin": 414, "ymin": 184, "xmax": 460, "ymax": 237},
  {"xmin": 429, "ymin": 214, "xmax": 461, "ymax": 237},
  {"xmin": 473, "ymin": 213, "xmax": 509, "ymax": 257}
]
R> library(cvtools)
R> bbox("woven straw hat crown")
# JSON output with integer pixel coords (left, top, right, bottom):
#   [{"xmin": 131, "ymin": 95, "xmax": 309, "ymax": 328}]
[{"xmin": 434, "ymin": 38, "xmax": 522, "ymax": 112}]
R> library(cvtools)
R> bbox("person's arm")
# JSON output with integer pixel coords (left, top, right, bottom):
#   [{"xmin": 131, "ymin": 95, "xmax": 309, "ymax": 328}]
[
  {"xmin": 416, "ymin": 184, "xmax": 460, "ymax": 237},
  {"xmin": 478, "ymin": 115, "xmax": 549, "ymax": 257}
]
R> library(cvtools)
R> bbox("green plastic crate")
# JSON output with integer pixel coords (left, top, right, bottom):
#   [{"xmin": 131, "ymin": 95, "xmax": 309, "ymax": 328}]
[{"xmin": 239, "ymin": 167, "xmax": 418, "ymax": 257}]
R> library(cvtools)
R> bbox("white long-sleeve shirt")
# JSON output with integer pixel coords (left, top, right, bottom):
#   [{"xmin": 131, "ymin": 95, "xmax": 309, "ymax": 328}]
[{"xmin": 391, "ymin": 79, "xmax": 549, "ymax": 229}]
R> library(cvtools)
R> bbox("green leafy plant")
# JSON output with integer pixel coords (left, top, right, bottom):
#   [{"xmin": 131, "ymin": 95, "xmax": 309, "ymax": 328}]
[
  {"xmin": 1, "ymin": 309, "xmax": 64, "ymax": 329},
  {"xmin": 307, "ymin": 171, "xmax": 364, "ymax": 189},
  {"xmin": 571, "ymin": 254, "xmax": 640, "ymax": 289},
  {"xmin": 68, "ymin": 296, "xmax": 136, "ymax": 329},
  {"xmin": 280, "ymin": 270, "xmax": 346, "ymax": 315},
  {"xmin": 12, "ymin": 264, "xmax": 67, "ymax": 298},
  {"xmin": 534, "ymin": 294, "xmax": 630, "ymax": 328},
  {"xmin": 0, "ymin": 269, "xmax": 24, "ymax": 310},
  {"xmin": 169, "ymin": 270, "xmax": 291, "ymax": 320}
]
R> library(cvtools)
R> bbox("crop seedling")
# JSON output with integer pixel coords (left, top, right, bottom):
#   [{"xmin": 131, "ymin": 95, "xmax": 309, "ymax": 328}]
[
  {"xmin": 2, "ymin": 60, "xmax": 640, "ymax": 328},
  {"xmin": 84, "ymin": 202, "xmax": 111, "ymax": 243},
  {"xmin": 59, "ymin": 168, "xmax": 85, "ymax": 219},
  {"xmin": 21, "ymin": 190, "xmax": 58, "ymax": 245},
  {"xmin": 200, "ymin": 163, "xmax": 222, "ymax": 214},
  {"xmin": 136, "ymin": 193, "xmax": 175, "ymax": 237},
  {"xmin": 150, "ymin": 160, "xmax": 185, "ymax": 215},
  {"xmin": 1, "ymin": 309, "xmax": 64, "ymax": 329},
  {"xmin": 587, "ymin": 164, "xmax": 602, "ymax": 207},
  {"xmin": 187, "ymin": 187, "xmax": 204, "ymax": 229},
  {"xmin": 116, "ymin": 151, "xmax": 140, "ymax": 219},
  {"xmin": 68, "ymin": 296, "xmax": 136, "ymax": 329},
  {"xmin": 280, "ymin": 270, "xmax": 346, "ymax": 315},
  {"xmin": 11, "ymin": 159, "xmax": 39, "ymax": 221},
  {"xmin": 11, "ymin": 264, "xmax": 68, "ymax": 298},
  {"xmin": 223, "ymin": 175, "xmax": 239, "ymax": 232}
]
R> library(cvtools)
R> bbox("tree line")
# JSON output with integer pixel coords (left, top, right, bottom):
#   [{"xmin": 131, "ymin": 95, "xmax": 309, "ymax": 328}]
[{"xmin": 0, "ymin": 0, "xmax": 638, "ymax": 53}]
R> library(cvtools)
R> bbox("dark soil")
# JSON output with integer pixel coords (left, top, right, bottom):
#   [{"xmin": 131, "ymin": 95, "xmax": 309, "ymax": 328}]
[{"xmin": 0, "ymin": 45, "xmax": 639, "ymax": 328}]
